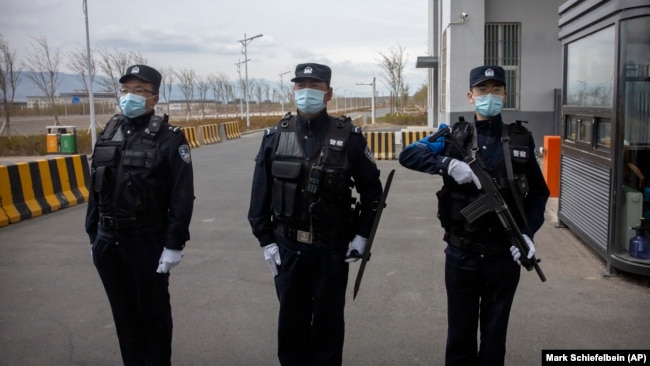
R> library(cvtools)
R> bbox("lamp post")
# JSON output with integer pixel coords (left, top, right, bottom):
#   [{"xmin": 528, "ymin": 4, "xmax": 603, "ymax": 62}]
[
  {"xmin": 237, "ymin": 33, "xmax": 263, "ymax": 129},
  {"xmin": 83, "ymin": 0, "xmax": 97, "ymax": 147},
  {"xmin": 279, "ymin": 70, "xmax": 290, "ymax": 114},
  {"xmin": 235, "ymin": 60, "xmax": 245, "ymax": 120},
  {"xmin": 356, "ymin": 77, "xmax": 376, "ymax": 124}
]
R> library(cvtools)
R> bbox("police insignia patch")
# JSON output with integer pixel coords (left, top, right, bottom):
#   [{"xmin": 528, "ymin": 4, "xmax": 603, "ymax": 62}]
[
  {"xmin": 178, "ymin": 144, "xmax": 192, "ymax": 163},
  {"xmin": 364, "ymin": 146, "xmax": 375, "ymax": 164}
]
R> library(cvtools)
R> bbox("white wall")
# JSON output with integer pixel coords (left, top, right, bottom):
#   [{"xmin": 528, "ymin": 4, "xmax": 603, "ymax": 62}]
[{"xmin": 439, "ymin": 0, "xmax": 564, "ymax": 120}]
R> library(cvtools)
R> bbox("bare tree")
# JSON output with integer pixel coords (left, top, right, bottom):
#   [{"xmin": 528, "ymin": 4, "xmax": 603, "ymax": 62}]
[
  {"xmin": 208, "ymin": 74, "xmax": 222, "ymax": 118},
  {"xmin": 97, "ymin": 48, "xmax": 146, "ymax": 104},
  {"xmin": 23, "ymin": 36, "xmax": 62, "ymax": 125},
  {"xmin": 217, "ymin": 73, "xmax": 231, "ymax": 117},
  {"xmin": 67, "ymin": 45, "xmax": 95, "ymax": 92},
  {"xmin": 160, "ymin": 67, "xmax": 174, "ymax": 116},
  {"xmin": 225, "ymin": 82, "xmax": 236, "ymax": 118},
  {"xmin": 196, "ymin": 75, "xmax": 210, "ymax": 118},
  {"xmin": 262, "ymin": 82, "xmax": 271, "ymax": 114},
  {"xmin": 378, "ymin": 43, "xmax": 408, "ymax": 114},
  {"xmin": 175, "ymin": 68, "xmax": 195, "ymax": 120},
  {"xmin": 251, "ymin": 79, "xmax": 264, "ymax": 116},
  {"xmin": 0, "ymin": 33, "xmax": 21, "ymax": 136}
]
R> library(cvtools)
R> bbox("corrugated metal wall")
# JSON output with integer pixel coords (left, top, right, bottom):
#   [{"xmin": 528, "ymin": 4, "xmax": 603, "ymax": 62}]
[{"xmin": 558, "ymin": 155, "xmax": 610, "ymax": 252}]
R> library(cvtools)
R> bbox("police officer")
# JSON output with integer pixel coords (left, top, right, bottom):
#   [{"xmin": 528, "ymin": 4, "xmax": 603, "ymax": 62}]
[
  {"xmin": 399, "ymin": 65, "xmax": 549, "ymax": 366},
  {"xmin": 248, "ymin": 63, "xmax": 383, "ymax": 366},
  {"xmin": 85, "ymin": 64, "xmax": 194, "ymax": 366}
]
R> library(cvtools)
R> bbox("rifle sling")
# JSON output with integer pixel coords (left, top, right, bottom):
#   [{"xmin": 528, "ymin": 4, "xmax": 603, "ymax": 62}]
[{"xmin": 501, "ymin": 125, "xmax": 529, "ymax": 232}]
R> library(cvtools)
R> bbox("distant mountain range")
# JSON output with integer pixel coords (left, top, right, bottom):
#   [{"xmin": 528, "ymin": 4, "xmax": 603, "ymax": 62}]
[{"xmin": 10, "ymin": 71, "xmax": 230, "ymax": 102}]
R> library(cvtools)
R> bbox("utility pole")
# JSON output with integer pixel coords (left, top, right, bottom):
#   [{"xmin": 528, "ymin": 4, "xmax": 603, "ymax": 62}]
[
  {"xmin": 236, "ymin": 33, "xmax": 263, "ymax": 129},
  {"xmin": 356, "ymin": 77, "xmax": 376, "ymax": 124},
  {"xmin": 278, "ymin": 70, "xmax": 290, "ymax": 114},
  {"xmin": 235, "ymin": 60, "xmax": 245, "ymax": 120}
]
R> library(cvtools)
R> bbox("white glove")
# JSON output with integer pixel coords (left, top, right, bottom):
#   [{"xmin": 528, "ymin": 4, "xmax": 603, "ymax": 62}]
[
  {"xmin": 447, "ymin": 159, "xmax": 482, "ymax": 189},
  {"xmin": 345, "ymin": 235, "xmax": 368, "ymax": 263},
  {"xmin": 510, "ymin": 234, "xmax": 536, "ymax": 264},
  {"xmin": 263, "ymin": 243, "xmax": 281, "ymax": 277},
  {"xmin": 156, "ymin": 248, "xmax": 184, "ymax": 273}
]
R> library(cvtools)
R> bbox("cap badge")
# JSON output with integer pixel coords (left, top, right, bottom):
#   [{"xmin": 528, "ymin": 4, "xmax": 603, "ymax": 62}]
[
  {"xmin": 484, "ymin": 68, "xmax": 495, "ymax": 77},
  {"xmin": 131, "ymin": 66, "xmax": 140, "ymax": 74},
  {"xmin": 304, "ymin": 66, "xmax": 313, "ymax": 75}
]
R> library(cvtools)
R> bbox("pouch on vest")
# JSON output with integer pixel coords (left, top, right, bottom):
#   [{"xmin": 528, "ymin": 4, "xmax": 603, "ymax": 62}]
[
  {"xmin": 122, "ymin": 149, "xmax": 155, "ymax": 168},
  {"xmin": 94, "ymin": 146, "xmax": 118, "ymax": 167},
  {"xmin": 271, "ymin": 160, "xmax": 302, "ymax": 217}
]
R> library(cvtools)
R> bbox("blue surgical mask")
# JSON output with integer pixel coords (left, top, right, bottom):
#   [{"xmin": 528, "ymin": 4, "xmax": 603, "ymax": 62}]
[
  {"xmin": 119, "ymin": 93, "xmax": 147, "ymax": 118},
  {"xmin": 294, "ymin": 88, "xmax": 326, "ymax": 115},
  {"xmin": 473, "ymin": 94, "xmax": 503, "ymax": 117}
]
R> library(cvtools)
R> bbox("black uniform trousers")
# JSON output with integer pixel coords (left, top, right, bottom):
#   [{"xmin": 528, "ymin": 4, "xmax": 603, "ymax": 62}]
[
  {"xmin": 274, "ymin": 236, "xmax": 349, "ymax": 366},
  {"xmin": 92, "ymin": 226, "xmax": 172, "ymax": 366},
  {"xmin": 444, "ymin": 244, "xmax": 521, "ymax": 366}
]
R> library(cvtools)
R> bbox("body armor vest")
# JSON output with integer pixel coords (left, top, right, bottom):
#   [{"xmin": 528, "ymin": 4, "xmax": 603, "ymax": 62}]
[
  {"xmin": 270, "ymin": 114, "xmax": 356, "ymax": 235},
  {"xmin": 438, "ymin": 120, "xmax": 531, "ymax": 239},
  {"xmin": 91, "ymin": 114, "xmax": 166, "ymax": 222}
]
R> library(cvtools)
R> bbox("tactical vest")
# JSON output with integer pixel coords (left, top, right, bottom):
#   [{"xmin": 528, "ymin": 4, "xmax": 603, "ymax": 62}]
[
  {"xmin": 270, "ymin": 114, "xmax": 356, "ymax": 235},
  {"xmin": 438, "ymin": 119, "xmax": 531, "ymax": 239},
  {"xmin": 91, "ymin": 114, "xmax": 166, "ymax": 224}
]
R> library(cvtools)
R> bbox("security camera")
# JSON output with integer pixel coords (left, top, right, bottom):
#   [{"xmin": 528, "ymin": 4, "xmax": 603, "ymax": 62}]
[{"xmin": 461, "ymin": 12, "xmax": 468, "ymax": 18}]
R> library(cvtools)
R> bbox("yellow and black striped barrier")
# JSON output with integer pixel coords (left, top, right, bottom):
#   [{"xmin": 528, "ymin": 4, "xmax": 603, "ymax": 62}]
[
  {"xmin": 401, "ymin": 130, "xmax": 435, "ymax": 147},
  {"xmin": 363, "ymin": 131, "xmax": 396, "ymax": 160},
  {"xmin": 199, "ymin": 124, "xmax": 221, "ymax": 145},
  {"xmin": 0, "ymin": 155, "xmax": 90, "ymax": 227},
  {"xmin": 221, "ymin": 121, "xmax": 242, "ymax": 140},
  {"xmin": 182, "ymin": 127, "xmax": 201, "ymax": 148}
]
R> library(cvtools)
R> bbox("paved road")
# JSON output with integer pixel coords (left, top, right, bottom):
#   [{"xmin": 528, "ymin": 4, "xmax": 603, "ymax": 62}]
[{"xmin": 0, "ymin": 131, "xmax": 649, "ymax": 365}]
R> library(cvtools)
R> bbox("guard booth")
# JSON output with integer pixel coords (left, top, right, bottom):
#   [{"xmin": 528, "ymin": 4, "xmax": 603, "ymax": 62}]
[
  {"xmin": 46, "ymin": 126, "xmax": 78, "ymax": 154},
  {"xmin": 557, "ymin": 1, "xmax": 650, "ymax": 275}
]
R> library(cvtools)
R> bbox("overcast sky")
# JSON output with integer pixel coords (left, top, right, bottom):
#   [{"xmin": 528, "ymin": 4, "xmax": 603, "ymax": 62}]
[{"xmin": 2, "ymin": 0, "xmax": 430, "ymax": 97}]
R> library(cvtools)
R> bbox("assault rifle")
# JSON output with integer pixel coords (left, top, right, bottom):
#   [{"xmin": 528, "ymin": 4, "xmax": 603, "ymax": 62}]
[{"xmin": 428, "ymin": 118, "xmax": 547, "ymax": 282}]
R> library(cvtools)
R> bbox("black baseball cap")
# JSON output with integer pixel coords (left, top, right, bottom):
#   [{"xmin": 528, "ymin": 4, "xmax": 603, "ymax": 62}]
[
  {"xmin": 290, "ymin": 63, "xmax": 331, "ymax": 84},
  {"xmin": 469, "ymin": 65, "xmax": 506, "ymax": 87},
  {"xmin": 119, "ymin": 64, "xmax": 162, "ymax": 89}
]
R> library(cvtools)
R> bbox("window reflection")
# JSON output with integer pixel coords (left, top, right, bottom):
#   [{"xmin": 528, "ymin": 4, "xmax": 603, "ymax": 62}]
[{"xmin": 566, "ymin": 26, "xmax": 615, "ymax": 107}]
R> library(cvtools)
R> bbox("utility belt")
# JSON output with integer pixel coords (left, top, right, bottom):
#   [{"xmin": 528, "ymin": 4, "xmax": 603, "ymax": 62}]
[
  {"xmin": 444, "ymin": 232, "xmax": 509, "ymax": 257},
  {"xmin": 275, "ymin": 223, "xmax": 335, "ymax": 246},
  {"xmin": 98, "ymin": 215, "xmax": 155, "ymax": 230}
]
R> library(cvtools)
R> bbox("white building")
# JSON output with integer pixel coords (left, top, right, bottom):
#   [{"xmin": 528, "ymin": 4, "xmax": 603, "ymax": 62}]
[{"xmin": 418, "ymin": 0, "xmax": 565, "ymax": 144}]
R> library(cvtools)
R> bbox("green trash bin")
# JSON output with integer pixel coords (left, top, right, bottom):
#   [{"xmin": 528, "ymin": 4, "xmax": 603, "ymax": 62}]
[{"xmin": 60, "ymin": 133, "xmax": 77, "ymax": 153}]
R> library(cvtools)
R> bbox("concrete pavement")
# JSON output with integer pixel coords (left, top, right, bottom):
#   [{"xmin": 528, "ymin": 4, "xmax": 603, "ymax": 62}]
[{"xmin": 0, "ymin": 132, "xmax": 649, "ymax": 365}]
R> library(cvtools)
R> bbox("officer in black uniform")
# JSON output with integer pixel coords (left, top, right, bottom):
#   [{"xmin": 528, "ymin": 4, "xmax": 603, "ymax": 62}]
[
  {"xmin": 85, "ymin": 64, "xmax": 194, "ymax": 366},
  {"xmin": 399, "ymin": 65, "xmax": 549, "ymax": 366},
  {"xmin": 248, "ymin": 63, "xmax": 383, "ymax": 366}
]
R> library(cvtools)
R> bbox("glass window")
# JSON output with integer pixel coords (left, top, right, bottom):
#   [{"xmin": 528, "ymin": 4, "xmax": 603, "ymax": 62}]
[
  {"xmin": 622, "ymin": 17, "xmax": 650, "ymax": 146},
  {"xmin": 578, "ymin": 119, "xmax": 592, "ymax": 144},
  {"xmin": 566, "ymin": 26, "xmax": 615, "ymax": 107},
  {"xmin": 596, "ymin": 117, "xmax": 612, "ymax": 148},
  {"xmin": 565, "ymin": 115, "xmax": 578, "ymax": 140},
  {"xmin": 485, "ymin": 23, "xmax": 520, "ymax": 110}
]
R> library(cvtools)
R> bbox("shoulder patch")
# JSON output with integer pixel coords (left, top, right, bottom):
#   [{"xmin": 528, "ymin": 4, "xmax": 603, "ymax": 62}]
[
  {"xmin": 364, "ymin": 146, "xmax": 376, "ymax": 164},
  {"xmin": 352, "ymin": 126, "xmax": 362, "ymax": 134},
  {"xmin": 178, "ymin": 144, "xmax": 192, "ymax": 163},
  {"xmin": 168, "ymin": 125, "xmax": 181, "ymax": 133}
]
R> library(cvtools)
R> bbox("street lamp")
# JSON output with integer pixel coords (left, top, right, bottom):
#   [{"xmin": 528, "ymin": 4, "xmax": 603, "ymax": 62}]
[
  {"xmin": 237, "ymin": 33, "xmax": 263, "ymax": 129},
  {"xmin": 356, "ymin": 77, "xmax": 376, "ymax": 124}
]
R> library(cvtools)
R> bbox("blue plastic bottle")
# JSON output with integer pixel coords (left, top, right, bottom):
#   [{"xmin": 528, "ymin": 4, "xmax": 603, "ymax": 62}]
[{"xmin": 629, "ymin": 225, "xmax": 650, "ymax": 259}]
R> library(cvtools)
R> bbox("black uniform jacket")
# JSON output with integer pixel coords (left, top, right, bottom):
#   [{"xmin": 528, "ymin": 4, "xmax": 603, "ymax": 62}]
[
  {"xmin": 85, "ymin": 111, "xmax": 194, "ymax": 250},
  {"xmin": 399, "ymin": 114, "xmax": 549, "ymax": 238},
  {"xmin": 248, "ymin": 109, "xmax": 383, "ymax": 247}
]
